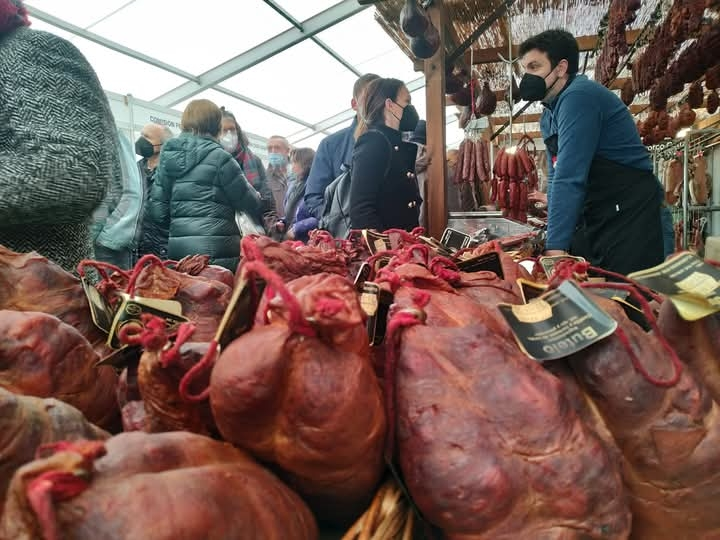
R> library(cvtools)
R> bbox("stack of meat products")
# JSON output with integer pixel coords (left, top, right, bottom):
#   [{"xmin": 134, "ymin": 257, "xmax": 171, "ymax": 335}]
[
  {"xmin": 0, "ymin": 310, "xmax": 119, "ymax": 430},
  {"xmin": 382, "ymin": 257, "xmax": 631, "ymax": 538},
  {"xmin": 210, "ymin": 269, "xmax": 386, "ymax": 525},
  {"xmin": 633, "ymin": 0, "xmax": 707, "ymax": 93},
  {"xmin": 0, "ymin": 389, "xmax": 107, "ymax": 516},
  {"xmin": 0, "ymin": 432, "xmax": 317, "ymax": 540},
  {"xmin": 7, "ymin": 233, "xmax": 720, "ymax": 538},
  {"xmin": 454, "ymin": 138, "xmax": 492, "ymax": 209},
  {"xmin": 492, "ymin": 146, "xmax": 539, "ymax": 222},
  {"xmin": 595, "ymin": 0, "xmax": 641, "ymax": 86},
  {"xmin": 691, "ymin": 153, "xmax": 708, "ymax": 205},
  {"xmin": 568, "ymin": 292, "xmax": 720, "ymax": 539},
  {"xmin": 647, "ymin": 21, "xmax": 720, "ymax": 113}
]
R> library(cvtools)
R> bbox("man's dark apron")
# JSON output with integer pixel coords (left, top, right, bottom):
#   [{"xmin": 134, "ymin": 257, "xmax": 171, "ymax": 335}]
[{"xmin": 545, "ymin": 134, "xmax": 664, "ymax": 275}]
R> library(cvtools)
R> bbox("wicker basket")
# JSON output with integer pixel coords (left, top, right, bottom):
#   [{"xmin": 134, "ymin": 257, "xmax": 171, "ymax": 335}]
[{"xmin": 341, "ymin": 479, "xmax": 415, "ymax": 540}]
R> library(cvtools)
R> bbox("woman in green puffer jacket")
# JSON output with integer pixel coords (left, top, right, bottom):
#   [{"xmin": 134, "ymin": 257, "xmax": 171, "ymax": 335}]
[{"xmin": 149, "ymin": 99, "xmax": 261, "ymax": 271}]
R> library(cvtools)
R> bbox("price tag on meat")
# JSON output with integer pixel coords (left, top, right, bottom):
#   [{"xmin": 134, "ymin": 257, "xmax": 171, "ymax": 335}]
[
  {"xmin": 499, "ymin": 281, "xmax": 618, "ymax": 362},
  {"xmin": 628, "ymin": 252, "xmax": 720, "ymax": 321}
]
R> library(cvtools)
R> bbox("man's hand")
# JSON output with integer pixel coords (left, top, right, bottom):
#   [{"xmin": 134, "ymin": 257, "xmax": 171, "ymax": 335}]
[
  {"xmin": 543, "ymin": 250, "xmax": 568, "ymax": 257},
  {"xmin": 528, "ymin": 191, "xmax": 548, "ymax": 206},
  {"xmin": 275, "ymin": 221, "xmax": 285, "ymax": 232}
]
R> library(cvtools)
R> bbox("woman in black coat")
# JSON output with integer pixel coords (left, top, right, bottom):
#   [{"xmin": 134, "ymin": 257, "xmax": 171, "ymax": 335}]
[
  {"xmin": 150, "ymin": 99, "xmax": 261, "ymax": 271},
  {"xmin": 349, "ymin": 78, "xmax": 422, "ymax": 232}
]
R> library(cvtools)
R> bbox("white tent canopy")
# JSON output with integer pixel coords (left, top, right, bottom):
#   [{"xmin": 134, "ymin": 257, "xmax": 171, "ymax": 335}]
[{"xmin": 26, "ymin": 0, "xmax": 468, "ymax": 154}]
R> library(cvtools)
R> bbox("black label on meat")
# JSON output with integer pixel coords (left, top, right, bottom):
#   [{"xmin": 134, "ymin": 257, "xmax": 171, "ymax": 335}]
[
  {"xmin": 456, "ymin": 251, "xmax": 504, "ymax": 278},
  {"xmin": 499, "ymin": 280, "xmax": 618, "ymax": 362},
  {"xmin": 360, "ymin": 282, "xmax": 393, "ymax": 346},
  {"xmin": 107, "ymin": 295, "xmax": 188, "ymax": 350},
  {"xmin": 354, "ymin": 262, "xmax": 373, "ymax": 291},
  {"xmin": 215, "ymin": 276, "xmax": 266, "ymax": 349},
  {"xmin": 628, "ymin": 252, "xmax": 720, "ymax": 321},
  {"xmin": 81, "ymin": 277, "xmax": 116, "ymax": 334},
  {"xmin": 518, "ymin": 278, "xmax": 548, "ymax": 303}
]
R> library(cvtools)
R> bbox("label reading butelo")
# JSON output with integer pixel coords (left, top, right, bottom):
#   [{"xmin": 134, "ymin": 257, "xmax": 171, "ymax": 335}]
[{"xmin": 498, "ymin": 280, "xmax": 617, "ymax": 362}]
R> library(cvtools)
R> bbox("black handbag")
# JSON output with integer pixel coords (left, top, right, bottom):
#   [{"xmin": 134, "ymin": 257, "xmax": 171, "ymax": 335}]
[{"xmin": 319, "ymin": 130, "xmax": 392, "ymax": 239}]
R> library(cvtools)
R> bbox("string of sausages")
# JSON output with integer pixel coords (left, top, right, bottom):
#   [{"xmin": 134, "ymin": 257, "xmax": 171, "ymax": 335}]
[{"xmin": 491, "ymin": 145, "xmax": 539, "ymax": 223}]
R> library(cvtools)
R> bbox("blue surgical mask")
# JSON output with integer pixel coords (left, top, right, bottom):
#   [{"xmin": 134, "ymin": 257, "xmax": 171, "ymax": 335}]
[{"xmin": 268, "ymin": 153, "xmax": 287, "ymax": 167}]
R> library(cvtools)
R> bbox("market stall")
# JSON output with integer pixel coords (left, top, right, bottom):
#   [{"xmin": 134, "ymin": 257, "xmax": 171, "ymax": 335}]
[
  {"xmin": 3, "ymin": 1, "xmax": 720, "ymax": 540},
  {"xmin": 371, "ymin": 0, "xmax": 720, "ymax": 244}
]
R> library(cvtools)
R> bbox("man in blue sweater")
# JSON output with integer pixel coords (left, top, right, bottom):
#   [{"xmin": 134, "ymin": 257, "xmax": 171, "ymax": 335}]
[
  {"xmin": 304, "ymin": 73, "xmax": 379, "ymax": 219},
  {"xmin": 519, "ymin": 30, "xmax": 664, "ymax": 275}
]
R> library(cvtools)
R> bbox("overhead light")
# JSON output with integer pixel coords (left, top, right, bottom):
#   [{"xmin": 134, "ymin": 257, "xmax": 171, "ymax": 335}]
[{"xmin": 676, "ymin": 127, "xmax": 691, "ymax": 139}]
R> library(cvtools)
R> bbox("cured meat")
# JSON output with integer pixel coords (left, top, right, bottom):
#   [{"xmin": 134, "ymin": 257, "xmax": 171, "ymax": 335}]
[
  {"xmin": 137, "ymin": 332, "xmax": 216, "ymax": 435},
  {"xmin": 691, "ymin": 153, "xmax": 709, "ymax": 205},
  {"xmin": 0, "ymin": 247, "xmax": 108, "ymax": 355},
  {"xmin": 621, "ymin": 79, "xmax": 635, "ymax": 106},
  {"xmin": 0, "ymin": 310, "xmax": 119, "ymax": 430},
  {"xmin": 240, "ymin": 235, "xmax": 348, "ymax": 282},
  {"xmin": 0, "ymin": 389, "xmax": 107, "ymax": 515},
  {"xmin": 665, "ymin": 159, "xmax": 683, "ymax": 204},
  {"xmin": 210, "ymin": 268, "xmax": 385, "ymax": 525},
  {"xmin": 569, "ymin": 294, "xmax": 720, "ymax": 540},
  {"xmin": 476, "ymin": 81, "xmax": 497, "ymax": 116},
  {"xmin": 387, "ymin": 299, "xmax": 631, "ymax": 538},
  {"xmin": 124, "ymin": 261, "xmax": 232, "ymax": 342},
  {"xmin": 658, "ymin": 300, "xmax": 720, "ymax": 403},
  {"xmin": 0, "ymin": 431, "xmax": 317, "ymax": 540},
  {"xmin": 688, "ymin": 81, "xmax": 704, "ymax": 109},
  {"xmin": 173, "ymin": 254, "xmax": 235, "ymax": 288},
  {"xmin": 707, "ymin": 89, "xmax": 720, "ymax": 114}
]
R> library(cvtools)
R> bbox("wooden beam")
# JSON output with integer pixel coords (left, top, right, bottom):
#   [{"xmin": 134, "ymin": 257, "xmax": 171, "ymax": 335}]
[
  {"xmin": 465, "ymin": 29, "xmax": 641, "ymax": 65},
  {"xmin": 425, "ymin": 0, "xmax": 448, "ymax": 239},
  {"xmin": 697, "ymin": 113, "xmax": 720, "ymax": 130}
]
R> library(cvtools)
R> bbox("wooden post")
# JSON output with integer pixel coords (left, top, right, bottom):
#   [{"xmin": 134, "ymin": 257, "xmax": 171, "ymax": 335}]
[{"xmin": 424, "ymin": 0, "xmax": 448, "ymax": 239}]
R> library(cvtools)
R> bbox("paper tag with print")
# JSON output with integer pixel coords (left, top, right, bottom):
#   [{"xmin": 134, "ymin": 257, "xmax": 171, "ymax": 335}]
[
  {"xmin": 106, "ymin": 295, "xmax": 187, "ymax": 350},
  {"xmin": 628, "ymin": 252, "xmax": 720, "ymax": 321},
  {"xmin": 360, "ymin": 281, "xmax": 393, "ymax": 346},
  {"xmin": 498, "ymin": 280, "xmax": 617, "ymax": 362}
]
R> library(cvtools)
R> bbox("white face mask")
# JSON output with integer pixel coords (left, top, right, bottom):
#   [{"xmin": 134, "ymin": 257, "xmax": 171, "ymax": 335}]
[{"xmin": 220, "ymin": 131, "xmax": 238, "ymax": 152}]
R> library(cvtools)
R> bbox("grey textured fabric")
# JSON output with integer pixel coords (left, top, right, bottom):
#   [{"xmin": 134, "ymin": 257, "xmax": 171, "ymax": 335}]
[{"xmin": 0, "ymin": 27, "xmax": 121, "ymax": 271}]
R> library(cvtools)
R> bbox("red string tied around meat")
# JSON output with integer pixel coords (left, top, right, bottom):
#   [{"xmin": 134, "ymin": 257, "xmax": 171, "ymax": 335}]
[
  {"xmin": 428, "ymin": 255, "xmax": 462, "ymax": 285},
  {"xmin": 385, "ymin": 228, "xmax": 421, "ymax": 248},
  {"xmin": 549, "ymin": 259, "xmax": 664, "ymax": 304},
  {"xmin": 384, "ymin": 304, "xmax": 428, "ymax": 462},
  {"xmin": 178, "ymin": 260, "xmax": 316, "ymax": 403},
  {"xmin": 26, "ymin": 440, "xmax": 107, "ymax": 540},
  {"xmin": 117, "ymin": 313, "xmax": 170, "ymax": 351},
  {"xmin": 125, "ymin": 254, "xmax": 165, "ymax": 297},
  {"xmin": 579, "ymin": 281, "xmax": 683, "ymax": 388},
  {"xmin": 76, "ymin": 260, "xmax": 130, "ymax": 303},
  {"xmin": 161, "ymin": 322, "xmax": 197, "ymax": 368},
  {"xmin": 240, "ymin": 235, "xmax": 265, "ymax": 264}
]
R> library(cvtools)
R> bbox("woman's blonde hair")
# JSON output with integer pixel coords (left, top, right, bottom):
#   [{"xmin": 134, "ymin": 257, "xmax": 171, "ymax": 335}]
[
  {"xmin": 181, "ymin": 99, "xmax": 222, "ymax": 137},
  {"xmin": 355, "ymin": 77, "xmax": 405, "ymax": 140}
]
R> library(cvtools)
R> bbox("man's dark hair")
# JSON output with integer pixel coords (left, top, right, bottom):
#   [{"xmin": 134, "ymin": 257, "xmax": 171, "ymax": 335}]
[
  {"xmin": 353, "ymin": 73, "xmax": 381, "ymax": 101},
  {"xmin": 519, "ymin": 29, "xmax": 580, "ymax": 75}
]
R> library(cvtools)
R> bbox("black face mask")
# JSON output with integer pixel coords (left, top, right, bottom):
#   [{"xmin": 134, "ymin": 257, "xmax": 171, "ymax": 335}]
[
  {"xmin": 393, "ymin": 102, "xmax": 420, "ymax": 132},
  {"xmin": 519, "ymin": 69, "xmax": 558, "ymax": 102},
  {"xmin": 135, "ymin": 136, "xmax": 156, "ymax": 159}
]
